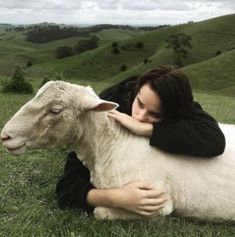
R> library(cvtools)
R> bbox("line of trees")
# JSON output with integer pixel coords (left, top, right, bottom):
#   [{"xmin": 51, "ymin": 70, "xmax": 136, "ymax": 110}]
[
  {"xmin": 6, "ymin": 23, "xmax": 170, "ymax": 43},
  {"xmin": 56, "ymin": 35, "xmax": 100, "ymax": 58},
  {"xmin": 26, "ymin": 25, "xmax": 90, "ymax": 43}
]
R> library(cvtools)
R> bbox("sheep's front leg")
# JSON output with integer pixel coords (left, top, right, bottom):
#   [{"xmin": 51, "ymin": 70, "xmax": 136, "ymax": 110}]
[
  {"xmin": 94, "ymin": 207, "xmax": 142, "ymax": 220},
  {"xmin": 158, "ymin": 194, "xmax": 173, "ymax": 216},
  {"xmin": 94, "ymin": 197, "xmax": 173, "ymax": 220}
]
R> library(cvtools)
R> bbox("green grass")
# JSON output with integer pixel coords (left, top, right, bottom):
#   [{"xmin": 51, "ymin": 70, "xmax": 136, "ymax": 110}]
[
  {"xmin": 106, "ymin": 48, "xmax": 235, "ymax": 97},
  {"xmin": 183, "ymin": 49, "xmax": 235, "ymax": 96},
  {"xmin": 0, "ymin": 14, "xmax": 235, "ymax": 236},
  {"xmin": 0, "ymin": 83, "xmax": 235, "ymax": 237}
]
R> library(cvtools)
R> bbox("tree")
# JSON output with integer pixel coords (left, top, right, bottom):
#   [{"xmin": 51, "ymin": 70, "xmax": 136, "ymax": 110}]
[
  {"xmin": 216, "ymin": 50, "xmax": 222, "ymax": 56},
  {"xmin": 112, "ymin": 47, "xmax": 120, "ymax": 54},
  {"xmin": 56, "ymin": 46, "xmax": 74, "ymax": 59},
  {"xmin": 112, "ymin": 42, "xmax": 118, "ymax": 48},
  {"xmin": 74, "ymin": 36, "xmax": 99, "ymax": 54},
  {"xmin": 166, "ymin": 33, "xmax": 192, "ymax": 67},
  {"xmin": 2, "ymin": 66, "xmax": 33, "ymax": 94},
  {"xmin": 144, "ymin": 58, "xmax": 149, "ymax": 64},
  {"xmin": 120, "ymin": 64, "xmax": 127, "ymax": 71},
  {"xmin": 27, "ymin": 60, "xmax": 33, "ymax": 67},
  {"xmin": 136, "ymin": 41, "xmax": 144, "ymax": 49}
]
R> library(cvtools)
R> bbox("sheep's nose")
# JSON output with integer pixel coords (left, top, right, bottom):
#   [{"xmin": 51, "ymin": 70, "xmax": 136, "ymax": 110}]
[{"xmin": 0, "ymin": 131, "xmax": 11, "ymax": 142}]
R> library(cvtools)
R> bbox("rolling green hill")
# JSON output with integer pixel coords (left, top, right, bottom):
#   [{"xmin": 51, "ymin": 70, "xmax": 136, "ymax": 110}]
[
  {"xmin": 29, "ymin": 14, "xmax": 235, "ymax": 87},
  {"xmin": 0, "ymin": 14, "xmax": 234, "ymax": 97},
  {"xmin": 183, "ymin": 49, "xmax": 235, "ymax": 95}
]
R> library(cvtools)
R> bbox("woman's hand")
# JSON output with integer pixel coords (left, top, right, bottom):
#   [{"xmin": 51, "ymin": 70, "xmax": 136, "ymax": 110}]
[
  {"xmin": 108, "ymin": 110, "xmax": 153, "ymax": 137},
  {"xmin": 112, "ymin": 181, "xmax": 166, "ymax": 216},
  {"xmin": 87, "ymin": 181, "xmax": 167, "ymax": 216}
]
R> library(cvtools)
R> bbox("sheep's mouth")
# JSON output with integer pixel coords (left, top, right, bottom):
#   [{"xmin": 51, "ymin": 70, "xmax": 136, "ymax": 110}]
[{"xmin": 5, "ymin": 143, "xmax": 26, "ymax": 155}]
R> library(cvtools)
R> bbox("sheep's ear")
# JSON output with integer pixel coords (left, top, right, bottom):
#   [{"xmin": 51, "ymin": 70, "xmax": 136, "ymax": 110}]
[
  {"xmin": 95, "ymin": 101, "xmax": 119, "ymax": 112},
  {"xmin": 83, "ymin": 97, "xmax": 119, "ymax": 112}
]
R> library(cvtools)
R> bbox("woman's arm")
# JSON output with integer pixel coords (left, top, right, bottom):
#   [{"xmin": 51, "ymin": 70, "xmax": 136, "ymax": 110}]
[
  {"xmin": 87, "ymin": 181, "xmax": 166, "ymax": 216},
  {"xmin": 150, "ymin": 102, "xmax": 225, "ymax": 157},
  {"xmin": 108, "ymin": 110, "xmax": 153, "ymax": 136},
  {"xmin": 107, "ymin": 103, "xmax": 225, "ymax": 157}
]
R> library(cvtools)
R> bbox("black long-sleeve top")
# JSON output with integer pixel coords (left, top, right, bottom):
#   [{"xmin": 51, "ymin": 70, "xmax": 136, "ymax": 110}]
[{"xmin": 56, "ymin": 77, "xmax": 225, "ymax": 212}]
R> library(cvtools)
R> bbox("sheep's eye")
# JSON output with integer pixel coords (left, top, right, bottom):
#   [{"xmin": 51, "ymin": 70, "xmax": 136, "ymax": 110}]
[
  {"xmin": 50, "ymin": 109, "xmax": 61, "ymax": 114},
  {"xmin": 49, "ymin": 106, "xmax": 63, "ymax": 115}
]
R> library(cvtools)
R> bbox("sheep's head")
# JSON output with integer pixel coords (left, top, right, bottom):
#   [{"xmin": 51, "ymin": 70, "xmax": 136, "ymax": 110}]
[{"xmin": 1, "ymin": 81, "xmax": 117, "ymax": 155}]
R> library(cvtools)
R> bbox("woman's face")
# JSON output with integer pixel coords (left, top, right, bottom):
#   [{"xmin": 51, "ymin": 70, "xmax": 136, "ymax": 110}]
[{"xmin": 132, "ymin": 83, "xmax": 163, "ymax": 123}]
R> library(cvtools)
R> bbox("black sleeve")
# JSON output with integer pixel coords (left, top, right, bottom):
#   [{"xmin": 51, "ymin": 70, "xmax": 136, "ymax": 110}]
[
  {"xmin": 56, "ymin": 152, "xmax": 95, "ymax": 213},
  {"xmin": 150, "ymin": 102, "xmax": 225, "ymax": 157}
]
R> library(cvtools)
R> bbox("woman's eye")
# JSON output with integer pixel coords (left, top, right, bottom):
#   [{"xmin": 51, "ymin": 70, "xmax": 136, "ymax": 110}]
[{"xmin": 137, "ymin": 100, "xmax": 144, "ymax": 108}]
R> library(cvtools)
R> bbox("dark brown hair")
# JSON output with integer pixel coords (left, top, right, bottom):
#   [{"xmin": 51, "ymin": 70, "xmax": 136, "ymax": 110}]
[{"xmin": 135, "ymin": 65, "xmax": 193, "ymax": 119}]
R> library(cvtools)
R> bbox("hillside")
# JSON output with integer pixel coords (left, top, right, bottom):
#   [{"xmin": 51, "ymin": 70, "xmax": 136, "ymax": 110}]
[
  {"xmin": 0, "ymin": 14, "xmax": 234, "ymax": 97},
  {"xmin": 27, "ymin": 14, "xmax": 235, "ymax": 83},
  {"xmin": 183, "ymin": 49, "xmax": 235, "ymax": 96},
  {"xmin": 0, "ymin": 26, "xmax": 145, "ymax": 75}
]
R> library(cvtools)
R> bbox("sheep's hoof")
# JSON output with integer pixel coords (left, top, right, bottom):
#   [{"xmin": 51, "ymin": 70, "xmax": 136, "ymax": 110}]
[
  {"xmin": 94, "ymin": 207, "xmax": 142, "ymax": 220},
  {"xmin": 94, "ymin": 207, "xmax": 115, "ymax": 220},
  {"xmin": 159, "ymin": 198, "xmax": 173, "ymax": 216}
]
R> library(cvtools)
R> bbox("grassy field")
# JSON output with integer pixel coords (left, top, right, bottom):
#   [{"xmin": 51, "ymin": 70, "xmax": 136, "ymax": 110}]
[
  {"xmin": 0, "ymin": 14, "xmax": 235, "ymax": 236},
  {"xmin": 0, "ymin": 82, "xmax": 235, "ymax": 237}
]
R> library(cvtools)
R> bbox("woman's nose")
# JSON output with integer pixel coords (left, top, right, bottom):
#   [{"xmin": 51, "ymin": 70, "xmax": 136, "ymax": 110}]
[{"xmin": 136, "ymin": 111, "xmax": 148, "ymax": 122}]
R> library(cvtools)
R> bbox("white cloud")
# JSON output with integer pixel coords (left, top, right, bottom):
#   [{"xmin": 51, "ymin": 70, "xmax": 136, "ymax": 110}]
[
  {"xmin": 122, "ymin": 0, "xmax": 195, "ymax": 11},
  {"xmin": 0, "ymin": 0, "xmax": 234, "ymax": 25}
]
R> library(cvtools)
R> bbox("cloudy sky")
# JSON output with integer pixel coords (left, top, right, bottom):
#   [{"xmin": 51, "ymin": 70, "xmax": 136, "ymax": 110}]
[{"xmin": 0, "ymin": 0, "xmax": 234, "ymax": 26}]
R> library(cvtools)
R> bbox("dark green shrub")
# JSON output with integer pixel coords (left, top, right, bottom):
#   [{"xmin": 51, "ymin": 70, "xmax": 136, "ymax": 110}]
[
  {"xmin": 144, "ymin": 58, "xmax": 148, "ymax": 64},
  {"xmin": 121, "ymin": 64, "xmax": 127, "ymax": 71},
  {"xmin": 2, "ymin": 66, "xmax": 33, "ymax": 94},
  {"xmin": 74, "ymin": 36, "xmax": 99, "ymax": 54},
  {"xmin": 112, "ymin": 42, "xmax": 118, "ymax": 48},
  {"xmin": 112, "ymin": 47, "xmax": 120, "ymax": 54},
  {"xmin": 216, "ymin": 50, "xmax": 222, "ymax": 56},
  {"xmin": 27, "ymin": 60, "xmax": 33, "ymax": 67},
  {"xmin": 136, "ymin": 41, "xmax": 144, "ymax": 49},
  {"xmin": 39, "ymin": 77, "xmax": 50, "ymax": 88},
  {"xmin": 56, "ymin": 46, "xmax": 74, "ymax": 58}
]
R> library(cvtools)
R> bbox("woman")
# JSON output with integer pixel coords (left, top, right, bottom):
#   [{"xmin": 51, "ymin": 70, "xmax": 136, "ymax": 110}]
[{"xmin": 56, "ymin": 65, "xmax": 225, "ymax": 216}]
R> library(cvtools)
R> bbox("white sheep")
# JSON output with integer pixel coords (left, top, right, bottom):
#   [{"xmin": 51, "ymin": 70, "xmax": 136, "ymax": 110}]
[{"xmin": 1, "ymin": 81, "xmax": 235, "ymax": 222}]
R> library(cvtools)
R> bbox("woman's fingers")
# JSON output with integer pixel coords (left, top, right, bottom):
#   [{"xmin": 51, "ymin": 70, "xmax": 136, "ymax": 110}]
[
  {"xmin": 141, "ymin": 197, "xmax": 167, "ymax": 206},
  {"xmin": 140, "ymin": 204, "xmax": 165, "ymax": 212},
  {"xmin": 137, "ymin": 204, "xmax": 165, "ymax": 216},
  {"xmin": 118, "ymin": 180, "xmax": 168, "ymax": 216},
  {"xmin": 128, "ymin": 180, "xmax": 163, "ymax": 192},
  {"xmin": 107, "ymin": 110, "xmax": 125, "ymax": 123},
  {"xmin": 143, "ymin": 189, "xmax": 166, "ymax": 198},
  {"xmin": 131, "ymin": 180, "xmax": 155, "ymax": 190},
  {"xmin": 107, "ymin": 110, "xmax": 121, "ymax": 117}
]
